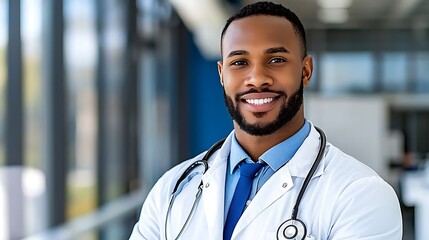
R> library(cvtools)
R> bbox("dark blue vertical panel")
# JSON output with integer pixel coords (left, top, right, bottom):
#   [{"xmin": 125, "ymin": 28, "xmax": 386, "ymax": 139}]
[
  {"xmin": 187, "ymin": 32, "xmax": 232, "ymax": 156},
  {"xmin": 6, "ymin": 0, "xmax": 23, "ymax": 166},
  {"xmin": 45, "ymin": 0, "xmax": 66, "ymax": 227}
]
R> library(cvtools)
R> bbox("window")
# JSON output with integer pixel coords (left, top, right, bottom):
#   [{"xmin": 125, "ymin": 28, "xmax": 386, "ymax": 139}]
[
  {"xmin": 320, "ymin": 52, "xmax": 375, "ymax": 94},
  {"xmin": 64, "ymin": 0, "xmax": 98, "ymax": 220},
  {"xmin": 22, "ymin": 0, "xmax": 43, "ymax": 169},
  {"xmin": 415, "ymin": 52, "xmax": 429, "ymax": 92},
  {"xmin": 381, "ymin": 52, "xmax": 408, "ymax": 92}
]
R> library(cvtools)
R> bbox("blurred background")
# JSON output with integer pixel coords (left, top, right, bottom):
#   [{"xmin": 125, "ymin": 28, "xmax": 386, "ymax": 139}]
[{"xmin": 0, "ymin": 0, "xmax": 428, "ymax": 239}]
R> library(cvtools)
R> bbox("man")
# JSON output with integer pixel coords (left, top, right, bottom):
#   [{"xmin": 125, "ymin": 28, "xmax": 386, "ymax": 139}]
[{"xmin": 130, "ymin": 2, "xmax": 402, "ymax": 239}]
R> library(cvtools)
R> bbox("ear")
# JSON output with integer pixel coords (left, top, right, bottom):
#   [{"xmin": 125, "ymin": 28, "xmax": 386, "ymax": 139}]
[
  {"xmin": 302, "ymin": 55, "xmax": 313, "ymax": 88},
  {"xmin": 217, "ymin": 61, "xmax": 224, "ymax": 87}
]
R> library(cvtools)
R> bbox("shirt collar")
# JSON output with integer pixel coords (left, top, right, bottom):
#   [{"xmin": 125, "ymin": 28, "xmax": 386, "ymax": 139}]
[
  {"xmin": 229, "ymin": 135, "xmax": 249, "ymax": 174},
  {"xmin": 229, "ymin": 120, "xmax": 310, "ymax": 173}
]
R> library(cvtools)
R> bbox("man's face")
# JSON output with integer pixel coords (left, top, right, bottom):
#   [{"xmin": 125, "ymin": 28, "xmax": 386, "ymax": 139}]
[{"xmin": 218, "ymin": 15, "xmax": 312, "ymax": 136}]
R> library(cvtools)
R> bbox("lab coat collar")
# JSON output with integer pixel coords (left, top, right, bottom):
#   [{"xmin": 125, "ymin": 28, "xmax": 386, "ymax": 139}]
[
  {"xmin": 208, "ymin": 122, "xmax": 325, "ymax": 179},
  {"xmin": 287, "ymin": 123, "xmax": 326, "ymax": 179}
]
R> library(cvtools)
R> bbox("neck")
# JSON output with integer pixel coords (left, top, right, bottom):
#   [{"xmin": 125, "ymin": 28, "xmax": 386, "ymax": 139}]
[{"xmin": 234, "ymin": 114, "xmax": 305, "ymax": 162}]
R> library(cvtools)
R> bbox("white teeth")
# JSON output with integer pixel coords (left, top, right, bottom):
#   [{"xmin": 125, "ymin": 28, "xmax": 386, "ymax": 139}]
[{"xmin": 245, "ymin": 98, "xmax": 274, "ymax": 105}]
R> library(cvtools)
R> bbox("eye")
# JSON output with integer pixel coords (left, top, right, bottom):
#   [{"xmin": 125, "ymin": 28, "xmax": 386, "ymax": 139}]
[
  {"xmin": 269, "ymin": 57, "xmax": 287, "ymax": 64},
  {"xmin": 230, "ymin": 60, "xmax": 248, "ymax": 66}
]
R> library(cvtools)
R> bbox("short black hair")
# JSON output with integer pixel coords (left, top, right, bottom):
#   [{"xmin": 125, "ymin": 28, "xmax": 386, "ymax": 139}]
[{"xmin": 220, "ymin": 1, "xmax": 307, "ymax": 57}]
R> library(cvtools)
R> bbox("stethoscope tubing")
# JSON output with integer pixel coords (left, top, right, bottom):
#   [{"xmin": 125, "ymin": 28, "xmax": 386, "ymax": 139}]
[
  {"xmin": 165, "ymin": 139, "xmax": 224, "ymax": 239},
  {"xmin": 291, "ymin": 126, "xmax": 326, "ymax": 220}
]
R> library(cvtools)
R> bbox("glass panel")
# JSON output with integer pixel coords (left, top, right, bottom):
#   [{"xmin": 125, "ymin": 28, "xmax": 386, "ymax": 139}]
[
  {"xmin": 320, "ymin": 52, "xmax": 375, "ymax": 94},
  {"xmin": 22, "ymin": 0, "xmax": 46, "ymax": 236},
  {"xmin": 22, "ymin": 0, "xmax": 43, "ymax": 168},
  {"xmin": 415, "ymin": 51, "xmax": 429, "ymax": 92},
  {"xmin": 64, "ymin": 0, "xmax": 98, "ymax": 219},
  {"xmin": 100, "ymin": 0, "xmax": 127, "ymax": 202},
  {"xmin": 97, "ymin": 1, "xmax": 129, "ymax": 238},
  {"xmin": 0, "ymin": 0, "xmax": 7, "ymax": 166},
  {"xmin": 381, "ymin": 52, "xmax": 408, "ymax": 92}
]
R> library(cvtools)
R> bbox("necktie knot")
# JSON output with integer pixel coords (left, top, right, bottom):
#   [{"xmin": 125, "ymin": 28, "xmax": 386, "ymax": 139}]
[{"xmin": 239, "ymin": 162, "xmax": 264, "ymax": 178}]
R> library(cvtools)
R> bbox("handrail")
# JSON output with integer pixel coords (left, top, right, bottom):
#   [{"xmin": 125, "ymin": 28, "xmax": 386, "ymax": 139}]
[{"xmin": 23, "ymin": 187, "xmax": 149, "ymax": 240}]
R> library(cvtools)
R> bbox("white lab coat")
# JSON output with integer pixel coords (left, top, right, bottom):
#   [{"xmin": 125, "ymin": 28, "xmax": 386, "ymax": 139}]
[{"xmin": 130, "ymin": 124, "xmax": 402, "ymax": 239}]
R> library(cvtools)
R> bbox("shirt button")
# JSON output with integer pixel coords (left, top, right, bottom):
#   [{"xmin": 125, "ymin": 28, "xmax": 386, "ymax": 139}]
[
  {"xmin": 205, "ymin": 183, "xmax": 210, "ymax": 188},
  {"xmin": 282, "ymin": 182, "xmax": 288, "ymax": 188}
]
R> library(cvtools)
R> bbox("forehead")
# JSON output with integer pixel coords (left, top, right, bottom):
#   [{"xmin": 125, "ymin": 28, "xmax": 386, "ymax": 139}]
[{"xmin": 222, "ymin": 15, "xmax": 301, "ymax": 57}]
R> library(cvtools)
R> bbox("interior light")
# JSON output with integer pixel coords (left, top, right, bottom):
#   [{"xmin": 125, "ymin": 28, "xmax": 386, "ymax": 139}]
[
  {"xmin": 318, "ymin": 8, "xmax": 349, "ymax": 24},
  {"xmin": 168, "ymin": 0, "xmax": 231, "ymax": 59},
  {"xmin": 317, "ymin": 0, "xmax": 353, "ymax": 9}
]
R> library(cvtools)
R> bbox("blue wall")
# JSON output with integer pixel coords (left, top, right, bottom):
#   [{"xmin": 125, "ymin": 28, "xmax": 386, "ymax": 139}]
[{"xmin": 187, "ymin": 33, "xmax": 233, "ymax": 156}]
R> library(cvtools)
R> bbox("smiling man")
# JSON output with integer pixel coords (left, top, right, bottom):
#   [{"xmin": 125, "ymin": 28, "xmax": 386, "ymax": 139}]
[
  {"xmin": 130, "ymin": 2, "xmax": 402, "ymax": 240},
  {"xmin": 219, "ymin": 12, "xmax": 311, "ymax": 161}
]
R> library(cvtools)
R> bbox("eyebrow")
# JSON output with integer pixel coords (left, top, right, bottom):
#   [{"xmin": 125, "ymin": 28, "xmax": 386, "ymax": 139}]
[
  {"xmin": 227, "ymin": 50, "xmax": 248, "ymax": 58},
  {"xmin": 265, "ymin": 47, "xmax": 290, "ymax": 54},
  {"xmin": 226, "ymin": 47, "xmax": 290, "ymax": 58}
]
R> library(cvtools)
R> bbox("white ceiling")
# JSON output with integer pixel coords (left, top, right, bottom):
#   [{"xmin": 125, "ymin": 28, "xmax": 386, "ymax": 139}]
[
  {"xmin": 244, "ymin": 0, "xmax": 429, "ymax": 29},
  {"xmin": 169, "ymin": 0, "xmax": 429, "ymax": 59}
]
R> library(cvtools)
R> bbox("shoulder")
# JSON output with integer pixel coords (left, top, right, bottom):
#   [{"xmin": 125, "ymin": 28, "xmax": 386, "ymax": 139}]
[
  {"xmin": 321, "ymin": 142, "xmax": 398, "ymax": 200},
  {"xmin": 322, "ymin": 143, "xmax": 380, "ymax": 181},
  {"xmin": 316, "ymin": 142, "xmax": 397, "ymax": 203},
  {"xmin": 319, "ymin": 143, "xmax": 402, "ymax": 239}
]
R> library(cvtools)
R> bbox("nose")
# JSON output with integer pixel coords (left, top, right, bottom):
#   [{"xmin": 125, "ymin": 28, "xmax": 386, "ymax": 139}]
[{"xmin": 245, "ymin": 64, "xmax": 273, "ymax": 88}]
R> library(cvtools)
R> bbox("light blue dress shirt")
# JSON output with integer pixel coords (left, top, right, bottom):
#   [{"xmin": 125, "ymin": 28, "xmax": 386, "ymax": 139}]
[{"xmin": 224, "ymin": 120, "xmax": 310, "ymax": 221}]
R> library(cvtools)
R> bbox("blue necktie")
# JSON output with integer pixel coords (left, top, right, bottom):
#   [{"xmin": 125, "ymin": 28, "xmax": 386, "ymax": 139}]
[{"xmin": 223, "ymin": 162, "xmax": 264, "ymax": 240}]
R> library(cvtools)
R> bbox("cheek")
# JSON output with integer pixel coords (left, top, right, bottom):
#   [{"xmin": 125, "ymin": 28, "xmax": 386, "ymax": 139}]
[
  {"xmin": 276, "ymin": 71, "xmax": 302, "ymax": 89},
  {"xmin": 222, "ymin": 73, "xmax": 241, "ymax": 93}
]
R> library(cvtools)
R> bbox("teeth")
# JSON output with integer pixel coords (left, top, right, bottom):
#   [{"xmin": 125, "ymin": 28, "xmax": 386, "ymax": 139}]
[{"xmin": 245, "ymin": 98, "xmax": 274, "ymax": 105}]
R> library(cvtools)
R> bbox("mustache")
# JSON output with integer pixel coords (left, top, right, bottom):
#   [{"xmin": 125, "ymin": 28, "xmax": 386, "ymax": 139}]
[{"xmin": 235, "ymin": 88, "xmax": 286, "ymax": 101}]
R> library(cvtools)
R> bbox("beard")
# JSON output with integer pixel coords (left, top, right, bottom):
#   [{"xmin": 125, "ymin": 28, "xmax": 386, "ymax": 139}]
[{"xmin": 223, "ymin": 81, "xmax": 303, "ymax": 136}]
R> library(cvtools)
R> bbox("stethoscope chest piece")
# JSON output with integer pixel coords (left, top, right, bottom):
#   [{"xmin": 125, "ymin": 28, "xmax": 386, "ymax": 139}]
[{"xmin": 276, "ymin": 218, "xmax": 307, "ymax": 240}]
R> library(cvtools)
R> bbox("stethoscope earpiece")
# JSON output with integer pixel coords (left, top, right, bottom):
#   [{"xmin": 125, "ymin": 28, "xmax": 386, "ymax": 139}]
[{"xmin": 277, "ymin": 218, "xmax": 307, "ymax": 240}]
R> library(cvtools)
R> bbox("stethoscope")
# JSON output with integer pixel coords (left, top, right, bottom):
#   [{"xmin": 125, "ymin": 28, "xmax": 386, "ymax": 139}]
[{"xmin": 165, "ymin": 126, "xmax": 326, "ymax": 240}]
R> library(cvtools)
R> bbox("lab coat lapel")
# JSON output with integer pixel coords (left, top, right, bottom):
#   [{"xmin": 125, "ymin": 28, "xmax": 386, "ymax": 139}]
[
  {"xmin": 200, "ymin": 132, "xmax": 233, "ymax": 240},
  {"xmin": 201, "ymin": 161, "xmax": 227, "ymax": 240},
  {"xmin": 288, "ymin": 124, "xmax": 326, "ymax": 179},
  {"xmin": 232, "ymin": 165, "xmax": 294, "ymax": 238}
]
